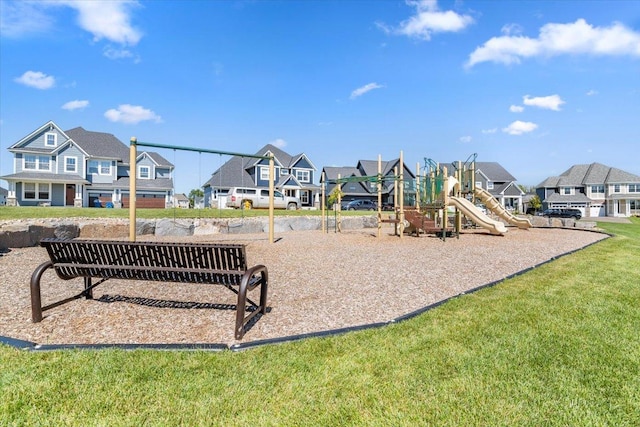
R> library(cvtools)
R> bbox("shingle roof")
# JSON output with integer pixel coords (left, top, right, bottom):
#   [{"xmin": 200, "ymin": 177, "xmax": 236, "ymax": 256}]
[
  {"xmin": 112, "ymin": 177, "xmax": 174, "ymax": 190},
  {"xmin": 144, "ymin": 151, "xmax": 174, "ymax": 168},
  {"xmin": 65, "ymin": 127, "xmax": 130, "ymax": 161},
  {"xmin": 537, "ymin": 162, "xmax": 640, "ymax": 187},
  {"xmin": 474, "ymin": 162, "xmax": 516, "ymax": 182},
  {"xmin": 0, "ymin": 172, "xmax": 89, "ymax": 184}
]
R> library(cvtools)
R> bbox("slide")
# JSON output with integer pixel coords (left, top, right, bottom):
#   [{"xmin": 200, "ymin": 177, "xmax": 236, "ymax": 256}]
[
  {"xmin": 474, "ymin": 187, "xmax": 532, "ymax": 229},
  {"xmin": 448, "ymin": 196, "xmax": 508, "ymax": 235}
]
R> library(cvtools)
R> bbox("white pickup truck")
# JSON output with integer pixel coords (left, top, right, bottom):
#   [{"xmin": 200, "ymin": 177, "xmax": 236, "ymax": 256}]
[{"xmin": 226, "ymin": 187, "xmax": 300, "ymax": 210}]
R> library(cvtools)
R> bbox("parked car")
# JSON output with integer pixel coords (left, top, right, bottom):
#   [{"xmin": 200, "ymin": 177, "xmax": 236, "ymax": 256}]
[
  {"xmin": 226, "ymin": 187, "xmax": 300, "ymax": 210},
  {"xmin": 342, "ymin": 200, "xmax": 377, "ymax": 211},
  {"xmin": 541, "ymin": 208, "xmax": 582, "ymax": 220}
]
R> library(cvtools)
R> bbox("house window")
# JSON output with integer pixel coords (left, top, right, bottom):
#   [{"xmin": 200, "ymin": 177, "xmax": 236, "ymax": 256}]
[
  {"xmin": 563, "ymin": 187, "xmax": 571, "ymax": 195},
  {"xmin": 487, "ymin": 182, "xmax": 494, "ymax": 190},
  {"xmin": 614, "ymin": 184, "xmax": 621, "ymax": 193},
  {"xmin": 296, "ymin": 170, "xmax": 310, "ymax": 183},
  {"xmin": 23, "ymin": 155, "xmax": 51, "ymax": 171},
  {"xmin": 301, "ymin": 191, "xmax": 309, "ymax": 204},
  {"xmin": 629, "ymin": 184, "xmax": 640, "ymax": 193},
  {"xmin": 139, "ymin": 166, "xmax": 151, "ymax": 179},
  {"xmin": 100, "ymin": 161, "xmax": 111, "ymax": 175},
  {"xmin": 23, "ymin": 183, "xmax": 50, "ymax": 200},
  {"xmin": 24, "ymin": 155, "xmax": 37, "ymax": 170},
  {"xmin": 89, "ymin": 160, "xmax": 111, "ymax": 175},
  {"xmin": 591, "ymin": 185, "xmax": 604, "ymax": 194},
  {"xmin": 260, "ymin": 166, "xmax": 270, "ymax": 181},
  {"xmin": 281, "ymin": 169, "xmax": 288, "ymax": 175},
  {"xmin": 45, "ymin": 132, "xmax": 57, "ymax": 147},
  {"xmin": 65, "ymin": 157, "xmax": 77, "ymax": 173}
]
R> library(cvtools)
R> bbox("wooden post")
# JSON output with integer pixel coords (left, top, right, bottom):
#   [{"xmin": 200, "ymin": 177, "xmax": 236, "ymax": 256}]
[
  {"xmin": 269, "ymin": 156, "xmax": 274, "ymax": 244},
  {"xmin": 129, "ymin": 137, "xmax": 137, "ymax": 242},
  {"xmin": 393, "ymin": 167, "xmax": 398, "ymax": 235},
  {"xmin": 399, "ymin": 151, "xmax": 404, "ymax": 239},
  {"xmin": 416, "ymin": 162, "xmax": 420, "ymax": 210},
  {"xmin": 337, "ymin": 173, "xmax": 342, "ymax": 233},
  {"xmin": 321, "ymin": 171, "xmax": 326, "ymax": 233},
  {"xmin": 377, "ymin": 155, "xmax": 382, "ymax": 238},
  {"xmin": 442, "ymin": 166, "xmax": 448, "ymax": 241}
]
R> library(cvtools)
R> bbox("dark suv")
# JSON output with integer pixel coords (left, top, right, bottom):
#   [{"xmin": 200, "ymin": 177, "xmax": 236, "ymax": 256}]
[
  {"xmin": 541, "ymin": 208, "xmax": 582, "ymax": 220},
  {"xmin": 342, "ymin": 200, "xmax": 377, "ymax": 211}
]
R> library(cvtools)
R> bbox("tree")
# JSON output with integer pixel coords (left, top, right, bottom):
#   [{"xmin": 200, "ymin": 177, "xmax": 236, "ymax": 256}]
[
  {"xmin": 529, "ymin": 194, "xmax": 542, "ymax": 213},
  {"xmin": 188, "ymin": 188, "xmax": 204, "ymax": 208}
]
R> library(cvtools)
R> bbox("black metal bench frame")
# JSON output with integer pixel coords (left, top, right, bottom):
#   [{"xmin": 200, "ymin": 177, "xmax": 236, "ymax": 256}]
[{"xmin": 30, "ymin": 238, "xmax": 268, "ymax": 339}]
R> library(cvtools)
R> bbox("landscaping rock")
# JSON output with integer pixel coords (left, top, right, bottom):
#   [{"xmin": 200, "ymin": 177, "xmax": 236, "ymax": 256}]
[{"xmin": 155, "ymin": 219, "xmax": 194, "ymax": 237}]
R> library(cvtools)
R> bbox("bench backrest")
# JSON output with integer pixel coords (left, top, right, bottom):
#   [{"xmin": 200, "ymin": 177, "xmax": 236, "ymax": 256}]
[{"xmin": 39, "ymin": 238, "xmax": 248, "ymax": 285}]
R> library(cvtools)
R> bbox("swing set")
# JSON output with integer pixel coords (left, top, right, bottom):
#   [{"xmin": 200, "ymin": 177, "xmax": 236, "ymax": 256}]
[{"xmin": 128, "ymin": 138, "xmax": 277, "ymax": 243}]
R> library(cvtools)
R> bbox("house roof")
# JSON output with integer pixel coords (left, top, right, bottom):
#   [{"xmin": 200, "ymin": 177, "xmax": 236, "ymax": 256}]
[
  {"xmin": 112, "ymin": 177, "xmax": 174, "ymax": 191},
  {"xmin": 203, "ymin": 144, "xmax": 315, "ymax": 189},
  {"xmin": 537, "ymin": 162, "xmax": 640, "ymax": 187},
  {"xmin": 474, "ymin": 162, "xmax": 517, "ymax": 182},
  {"xmin": 0, "ymin": 172, "xmax": 90, "ymax": 184},
  {"xmin": 544, "ymin": 193, "xmax": 592, "ymax": 203},
  {"xmin": 64, "ymin": 127, "xmax": 131, "ymax": 161}
]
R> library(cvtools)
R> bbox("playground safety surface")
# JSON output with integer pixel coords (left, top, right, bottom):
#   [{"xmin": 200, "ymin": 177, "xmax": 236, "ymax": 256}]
[{"xmin": 0, "ymin": 227, "xmax": 607, "ymax": 349}]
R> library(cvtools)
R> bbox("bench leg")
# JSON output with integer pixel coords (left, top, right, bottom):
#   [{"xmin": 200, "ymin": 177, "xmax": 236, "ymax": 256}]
[
  {"xmin": 235, "ymin": 266, "xmax": 268, "ymax": 339},
  {"xmin": 30, "ymin": 261, "xmax": 53, "ymax": 323},
  {"xmin": 84, "ymin": 277, "xmax": 94, "ymax": 299}
]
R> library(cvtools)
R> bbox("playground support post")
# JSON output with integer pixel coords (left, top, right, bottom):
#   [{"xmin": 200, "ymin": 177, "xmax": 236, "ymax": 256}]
[
  {"xmin": 377, "ymin": 155, "xmax": 382, "ymax": 238},
  {"xmin": 129, "ymin": 138, "xmax": 137, "ymax": 241},
  {"xmin": 321, "ymin": 172, "xmax": 326, "ymax": 233},
  {"xmin": 399, "ymin": 150, "xmax": 404, "ymax": 239}
]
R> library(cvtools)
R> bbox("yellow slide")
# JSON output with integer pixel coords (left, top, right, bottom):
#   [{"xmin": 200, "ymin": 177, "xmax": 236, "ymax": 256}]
[
  {"xmin": 474, "ymin": 187, "xmax": 532, "ymax": 229},
  {"xmin": 448, "ymin": 196, "xmax": 508, "ymax": 235}
]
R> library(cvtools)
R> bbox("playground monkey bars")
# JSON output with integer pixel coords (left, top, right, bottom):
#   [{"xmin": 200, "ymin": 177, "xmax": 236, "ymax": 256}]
[{"xmin": 129, "ymin": 138, "xmax": 276, "ymax": 243}]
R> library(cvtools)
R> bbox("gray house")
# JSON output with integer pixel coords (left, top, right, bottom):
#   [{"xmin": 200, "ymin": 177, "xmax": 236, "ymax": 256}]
[
  {"xmin": 537, "ymin": 162, "xmax": 640, "ymax": 218},
  {"xmin": 0, "ymin": 186, "xmax": 7, "ymax": 205},
  {"xmin": 473, "ymin": 162, "xmax": 525, "ymax": 212},
  {"xmin": 2, "ymin": 121, "xmax": 174, "ymax": 208},
  {"xmin": 202, "ymin": 144, "xmax": 319, "ymax": 209},
  {"xmin": 322, "ymin": 158, "xmax": 416, "ymax": 207}
]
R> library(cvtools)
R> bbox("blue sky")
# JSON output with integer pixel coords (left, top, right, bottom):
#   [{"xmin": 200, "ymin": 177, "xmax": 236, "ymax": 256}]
[{"xmin": 1, "ymin": 0, "xmax": 639, "ymax": 194}]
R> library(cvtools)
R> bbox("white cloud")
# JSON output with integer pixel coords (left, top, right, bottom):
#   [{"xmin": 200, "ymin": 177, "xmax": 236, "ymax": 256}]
[
  {"xmin": 104, "ymin": 104, "xmax": 162, "ymax": 124},
  {"xmin": 59, "ymin": 0, "xmax": 142, "ymax": 45},
  {"xmin": 1, "ymin": 1, "xmax": 141, "ymax": 49},
  {"xmin": 502, "ymin": 120, "xmax": 538, "ymax": 135},
  {"xmin": 269, "ymin": 138, "xmax": 287, "ymax": 148},
  {"xmin": 481, "ymin": 128, "xmax": 497, "ymax": 134},
  {"xmin": 14, "ymin": 71, "xmax": 55, "ymax": 89},
  {"xmin": 523, "ymin": 94, "xmax": 565, "ymax": 111},
  {"xmin": 378, "ymin": 0, "xmax": 474, "ymax": 41},
  {"xmin": 586, "ymin": 89, "xmax": 598, "ymax": 96},
  {"xmin": 459, "ymin": 135, "xmax": 472, "ymax": 143},
  {"xmin": 466, "ymin": 19, "xmax": 640, "ymax": 68},
  {"xmin": 0, "ymin": 1, "xmax": 55, "ymax": 37},
  {"xmin": 510, "ymin": 105, "xmax": 524, "ymax": 113},
  {"xmin": 62, "ymin": 100, "xmax": 89, "ymax": 111},
  {"xmin": 350, "ymin": 83, "xmax": 384, "ymax": 100}
]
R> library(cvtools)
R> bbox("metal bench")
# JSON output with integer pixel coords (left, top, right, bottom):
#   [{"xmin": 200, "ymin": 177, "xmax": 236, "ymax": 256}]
[{"xmin": 30, "ymin": 238, "xmax": 268, "ymax": 339}]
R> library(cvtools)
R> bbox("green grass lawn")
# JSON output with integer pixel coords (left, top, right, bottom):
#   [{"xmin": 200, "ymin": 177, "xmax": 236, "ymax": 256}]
[
  {"xmin": 0, "ymin": 205, "xmax": 376, "ymax": 220},
  {"xmin": 1, "ymin": 218, "xmax": 639, "ymax": 426}
]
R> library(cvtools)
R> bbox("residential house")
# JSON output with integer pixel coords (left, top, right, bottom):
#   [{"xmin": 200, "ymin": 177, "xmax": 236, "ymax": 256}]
[
  {"xmin": 537, "ymin": 162, "xmax": 640, "ymax": 217},
  {"xmin": 322, "ymin": 158, "xmax": 416, "ymax": 207},
  {"xmin": 473, "ymin": 162, "xmax": 525, "ymax": 212},
  {"xmin": 202, "ymin": 144, "xmax": 319, "ymax": 209},
  {"xmin": 1, "ymin": 121, "xmax": 174, "ymax": 208},
  {"xmin": 173, "ymin": 193, "xmax": 190, "ymax": 209}
]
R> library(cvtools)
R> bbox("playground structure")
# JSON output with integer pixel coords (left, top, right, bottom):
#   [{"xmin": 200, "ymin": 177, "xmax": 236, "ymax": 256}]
[
  {"xmin": 409, "ymin": 153, "xmax": 531, "ymax": 238},
  {"xmin": 321, "ymin": 152, "xmax": 531, "ymax": 240},
  {"xmin": 128, "ymin": 138, "xmax": 278, "ymax": 243}
]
